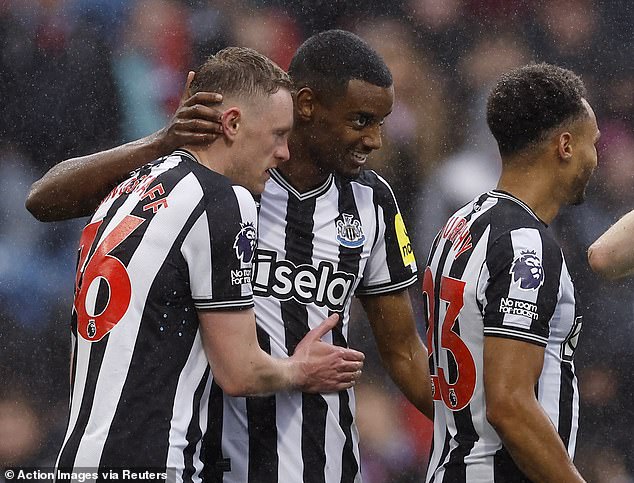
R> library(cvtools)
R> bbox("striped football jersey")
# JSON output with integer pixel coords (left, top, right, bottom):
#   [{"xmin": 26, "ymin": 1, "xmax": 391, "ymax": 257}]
[
  {"xmin": 424, "ymin": 190, "xmax": 582, "ymax": 482},
  {"xmin": 57, "ymin": 150, "xmax": 257, "ymax": 482},
  {"xmin": 204, "ymin": 167, "xmax": 418, "ymax": 483}
]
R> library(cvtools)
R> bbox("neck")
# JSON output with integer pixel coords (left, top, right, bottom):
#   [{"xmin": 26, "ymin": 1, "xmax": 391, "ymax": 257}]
[
  {"xmin": 496, "ymin": 154, "xmax": 563, "ymax": 225},
  {"xmin": 183, "ymin": 144, "xmax": 232, "ymax": 177},
  {"xmin": 277, "ymin": 134, "xmax": 330, "ymax": 193}
]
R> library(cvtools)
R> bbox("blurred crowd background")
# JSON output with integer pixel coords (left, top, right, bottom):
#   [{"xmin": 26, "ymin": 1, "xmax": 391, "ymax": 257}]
[{"xmin": 0, "ymin": 0, "xmax": 633, "ymax": 481}]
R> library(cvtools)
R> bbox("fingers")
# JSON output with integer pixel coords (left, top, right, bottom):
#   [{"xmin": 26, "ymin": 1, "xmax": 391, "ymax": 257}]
[
  {"xmin": 319, "ymin": 369, "xmax": 363, "ymax": 393},
  {"xmin": 337, "ymin": 360, "xmax": 364, "ymax": 373},
  {"xmin": 306, "ymin": 313, "xmax": 340, "ymax": 341},
  {"xmin": 173, "ymin": 118, "xmax": 223, "ymax": 134},
  {"xmin": 340, "ymin": 347, "xmax": 364, "ymax": 362},
  {"xmin": 178, "ymin": 103, "xmax": 223, "ymax": 122},
  {"xmin": 179, "ymin": 71, "xmax": 196, "ymax": 105},
  {"xmin": 182, "ymin": 91, "xmax": 223, "ymax": 108}
]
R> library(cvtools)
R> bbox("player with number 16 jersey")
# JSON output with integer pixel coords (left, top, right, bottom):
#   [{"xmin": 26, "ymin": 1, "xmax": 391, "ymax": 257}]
[
  {"xmin": 424, "ymin": 190, "xmax": 582, "ymax": 482},
  {"xmin": 57, "ymin": 151, "xmax": 257, "ymax": 477}
]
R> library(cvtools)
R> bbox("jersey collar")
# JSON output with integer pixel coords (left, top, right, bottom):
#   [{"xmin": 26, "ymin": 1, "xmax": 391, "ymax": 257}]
[
  {"xmin": 269, "ymin": 168, "xmax": 334, "ymax": 201},
  {"xmin": 172, "ymin": 149, "xmax": 199, "ymax": 163},
  {"xmin": 488, "ymin": 190, "xmax": 546, "ymax": 225}
]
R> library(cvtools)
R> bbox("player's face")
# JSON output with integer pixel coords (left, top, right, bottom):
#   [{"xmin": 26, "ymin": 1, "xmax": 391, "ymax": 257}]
[
  {"xmin": 310, "ymin": 79, "xmax": 394, "ymax": 179},
  {"xmin": 568, "ymin": 99, "xmax": 600, "ymax": 205},
  {"xmin": 235, "ymin": 89, "xmax": 294, "ymax": 194}
]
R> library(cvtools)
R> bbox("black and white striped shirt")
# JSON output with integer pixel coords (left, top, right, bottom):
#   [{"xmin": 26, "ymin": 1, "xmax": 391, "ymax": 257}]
[
  {"xmin": 57, "ymin": 150, "xmax": 256, "ymax": 481},
  {"xmin": 424, "ymin": 190, "xmax": 582, "ymax": 482},
  {"xmin": 205, "ymin": 168, "xmax": 418, "ymax": 483}
]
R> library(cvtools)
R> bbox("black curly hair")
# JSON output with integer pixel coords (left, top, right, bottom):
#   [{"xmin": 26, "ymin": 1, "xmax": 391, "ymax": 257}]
[
  {"xmin": 288, "ymin": 29, "xmax": 392, "ymax": 104},
  {"xmin": 486, "ymin": 63, "xmax": 588, "ymax": 157}
]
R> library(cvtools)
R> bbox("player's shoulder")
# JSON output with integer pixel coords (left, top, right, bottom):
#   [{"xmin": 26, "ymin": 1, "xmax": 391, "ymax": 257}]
[
  {"xmin": 157, "ymin": 150, "xmax": 256, "ymax": 210},
  {"xmin": 485, "ymin": 191, "xmax": 561, "ymax": 255},
  {"xmin": 486, "ymin": 191, "xmax": 548, "ymax": 231},
  {"xmin": 344, "ymin": 169, "xmax": 398, "ymax": 202},
  {"xmin": 349, "ymin": 168, "xmax": 389, "ymax": 188}
]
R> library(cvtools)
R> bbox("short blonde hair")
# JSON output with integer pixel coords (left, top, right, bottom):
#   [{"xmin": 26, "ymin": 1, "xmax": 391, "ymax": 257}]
[{"xmin": 190, "ymin": 47, "xmax": 293, "ymax": 100}]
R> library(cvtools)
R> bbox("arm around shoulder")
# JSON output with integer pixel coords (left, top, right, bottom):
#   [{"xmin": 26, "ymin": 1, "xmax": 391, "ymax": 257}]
[
  {"xmin": 26, "ymin": 84, "xmax": 225, "ymax": 222},
  {"xmin": 26, "ymin": 134, "xmax": 169, "ymax": 221}
]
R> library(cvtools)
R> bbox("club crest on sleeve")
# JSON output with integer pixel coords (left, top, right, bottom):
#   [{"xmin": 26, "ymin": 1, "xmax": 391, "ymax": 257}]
[
  {"xmin": 233, "ymin": 222, "xmax": 257, "ymax": 263},
  {"xmin": 336, "ymin": 213, "xmax": 365, "ymax": 248},
  {"xmin": 510, "ymin": 250, "xmax": 544, "ymax": 290}
]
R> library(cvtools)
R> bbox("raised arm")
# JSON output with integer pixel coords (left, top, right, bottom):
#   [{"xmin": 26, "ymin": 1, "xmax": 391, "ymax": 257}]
[
  {"xmin": 26, "ymin": 73, "xmax": 223, "ymax": 221},
  {"xmin": 199, "ymin": 310, "xmax": 365, "ymax": 396},
  {"xmin": 360, "ymin": 290, "xmax": 434, "ymax": 420},
  {"xmin": 588, "ymin": 208, "xmax": 634, "ymax": 279},
  {"xmin": 484, "ymin": 337, "xmax": 585, "ymax": 482}
]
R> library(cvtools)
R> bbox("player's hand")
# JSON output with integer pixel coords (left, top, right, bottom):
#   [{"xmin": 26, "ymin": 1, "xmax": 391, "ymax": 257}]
[
  {"xmin": 156, "ymin": 71, "xmax": 224, "ymax": 154},
  {"xmin": 291, "ymin": 314, "xmax": 365, "ymax": 393}
]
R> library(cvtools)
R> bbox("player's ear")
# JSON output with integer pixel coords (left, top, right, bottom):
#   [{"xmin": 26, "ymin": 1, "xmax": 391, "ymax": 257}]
[
  {"xmin": 557, "ymin": 131, "xmax": 573, "ymax": 161},
  {"xmin": 295, "ymin": 87, "xmax": 316, "ymax": 121},
  {"xmin": 222, "ymin": 108, "xmax": 241, "ymax": 139}
]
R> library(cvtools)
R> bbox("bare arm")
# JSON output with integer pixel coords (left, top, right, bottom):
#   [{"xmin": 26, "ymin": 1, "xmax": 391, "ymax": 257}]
[
  {"xmin": 588, "ymin": 209, "xmax": 634, "ymax": 279},
  {"xmin": 198, "ymin": 309, "xmax": 365, "ymax": 396},
  {"xmin": 360, "ymin": 290, "xmax": 434, "ymax": 420},
  {"xmin": 484, "ymin": 337, "xmax": 585, "ymax": 483},
  {"xmin": 26, "ymin": 72, "xmax": 223, "ymax": 221}
]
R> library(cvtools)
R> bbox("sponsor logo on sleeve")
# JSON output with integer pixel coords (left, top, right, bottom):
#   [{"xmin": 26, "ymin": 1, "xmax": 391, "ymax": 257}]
[
  {"xmin": 395, "ymin": 213, "xmax": 415, "ymax": 267},
  {"xmin": 510, "ymin": 250, "xmax": 544, "ymax": 290},
  {"xmin": 233, "ymin": 222, "xmax": 257, "ymax": 264}
]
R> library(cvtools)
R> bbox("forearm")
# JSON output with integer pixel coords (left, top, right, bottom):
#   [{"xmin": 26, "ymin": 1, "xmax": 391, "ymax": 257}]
[
  {"xmin": 200, "ymin": 310, "xmax": 361, "ymax": 397},
  {"xmin": 489, "ymin": 400, "xmax": 584, "ymax": 482},
  {"xmin": 220, "ymin": 350, "xmax": 299, "ymax": 397},
  {"xmin": 588, "ymin": 210, "xmax": 634, "ymax": 279},
  {"xmin": 362, "ymin": 291, "xmax": 434, "ymax": 419},
  {"xmin": 26, "ymin": 131, "xmax": 170, "ymax": 221},
  {"xmin": 379, "ymin": 339, "xmax": 433, "ymax": 419}
]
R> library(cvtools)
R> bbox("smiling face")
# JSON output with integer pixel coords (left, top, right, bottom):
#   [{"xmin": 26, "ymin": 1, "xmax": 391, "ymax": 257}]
[
  {"xmin": 230, "ymin": 88, "xmax": 294, "ymax": 194},
  {"xmin": 308, "ymin": 79, "xmax": 394, "ymax": 179}
]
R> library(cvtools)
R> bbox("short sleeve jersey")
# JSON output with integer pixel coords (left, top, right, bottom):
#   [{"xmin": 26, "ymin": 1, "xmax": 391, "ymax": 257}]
[
  {"xmin": 57, "ymin": 150, "xmax": 257, "ymax": 480},
  {"xmin": 206, "ymin": 167, "xmax": 418, "ymax": 483},
  {"xmin": 424, "ymin": 190, "xmax": 582, "ymax": 483}
]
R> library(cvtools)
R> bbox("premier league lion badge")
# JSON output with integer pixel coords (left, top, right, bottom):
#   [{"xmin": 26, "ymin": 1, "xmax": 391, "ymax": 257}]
[
  {"xmin": 510, "ymin": 249, "xmax": 544, "ymax": 290},
  {"xmin": 233, "ymin": 222, "xmax": 257, "ymax": 263}
]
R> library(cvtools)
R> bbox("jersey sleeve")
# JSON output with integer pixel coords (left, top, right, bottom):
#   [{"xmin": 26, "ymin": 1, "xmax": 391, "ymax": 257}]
[
  {"xmin": 182, "ymin": 185, "xmax": 257, "ymax": 311},
  {"xmin": 355, "ymin": 173, "xmax": 418, "ymax": 296},
  {"xmin": 478, "ymin": 227, "xmax": 563, "ymax": 346}
]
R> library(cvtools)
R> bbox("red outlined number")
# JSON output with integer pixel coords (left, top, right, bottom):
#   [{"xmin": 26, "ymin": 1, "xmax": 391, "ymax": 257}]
[
  {"xmin": 423, "ymin": 267, "xmax": 476, "ymax": 411},
  {"xmin": 423, "ymin": 267, "xmax": 441, "ymax": 402},
  {"xmin": 74, "ymin": 215, "xmax": 144, "ymax": 342}
]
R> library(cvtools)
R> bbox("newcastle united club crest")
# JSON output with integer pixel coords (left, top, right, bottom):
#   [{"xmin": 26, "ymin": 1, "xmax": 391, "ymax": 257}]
[{"xmin": 336, "ymin": 213, "xmax": 365, "ymax": 248}]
